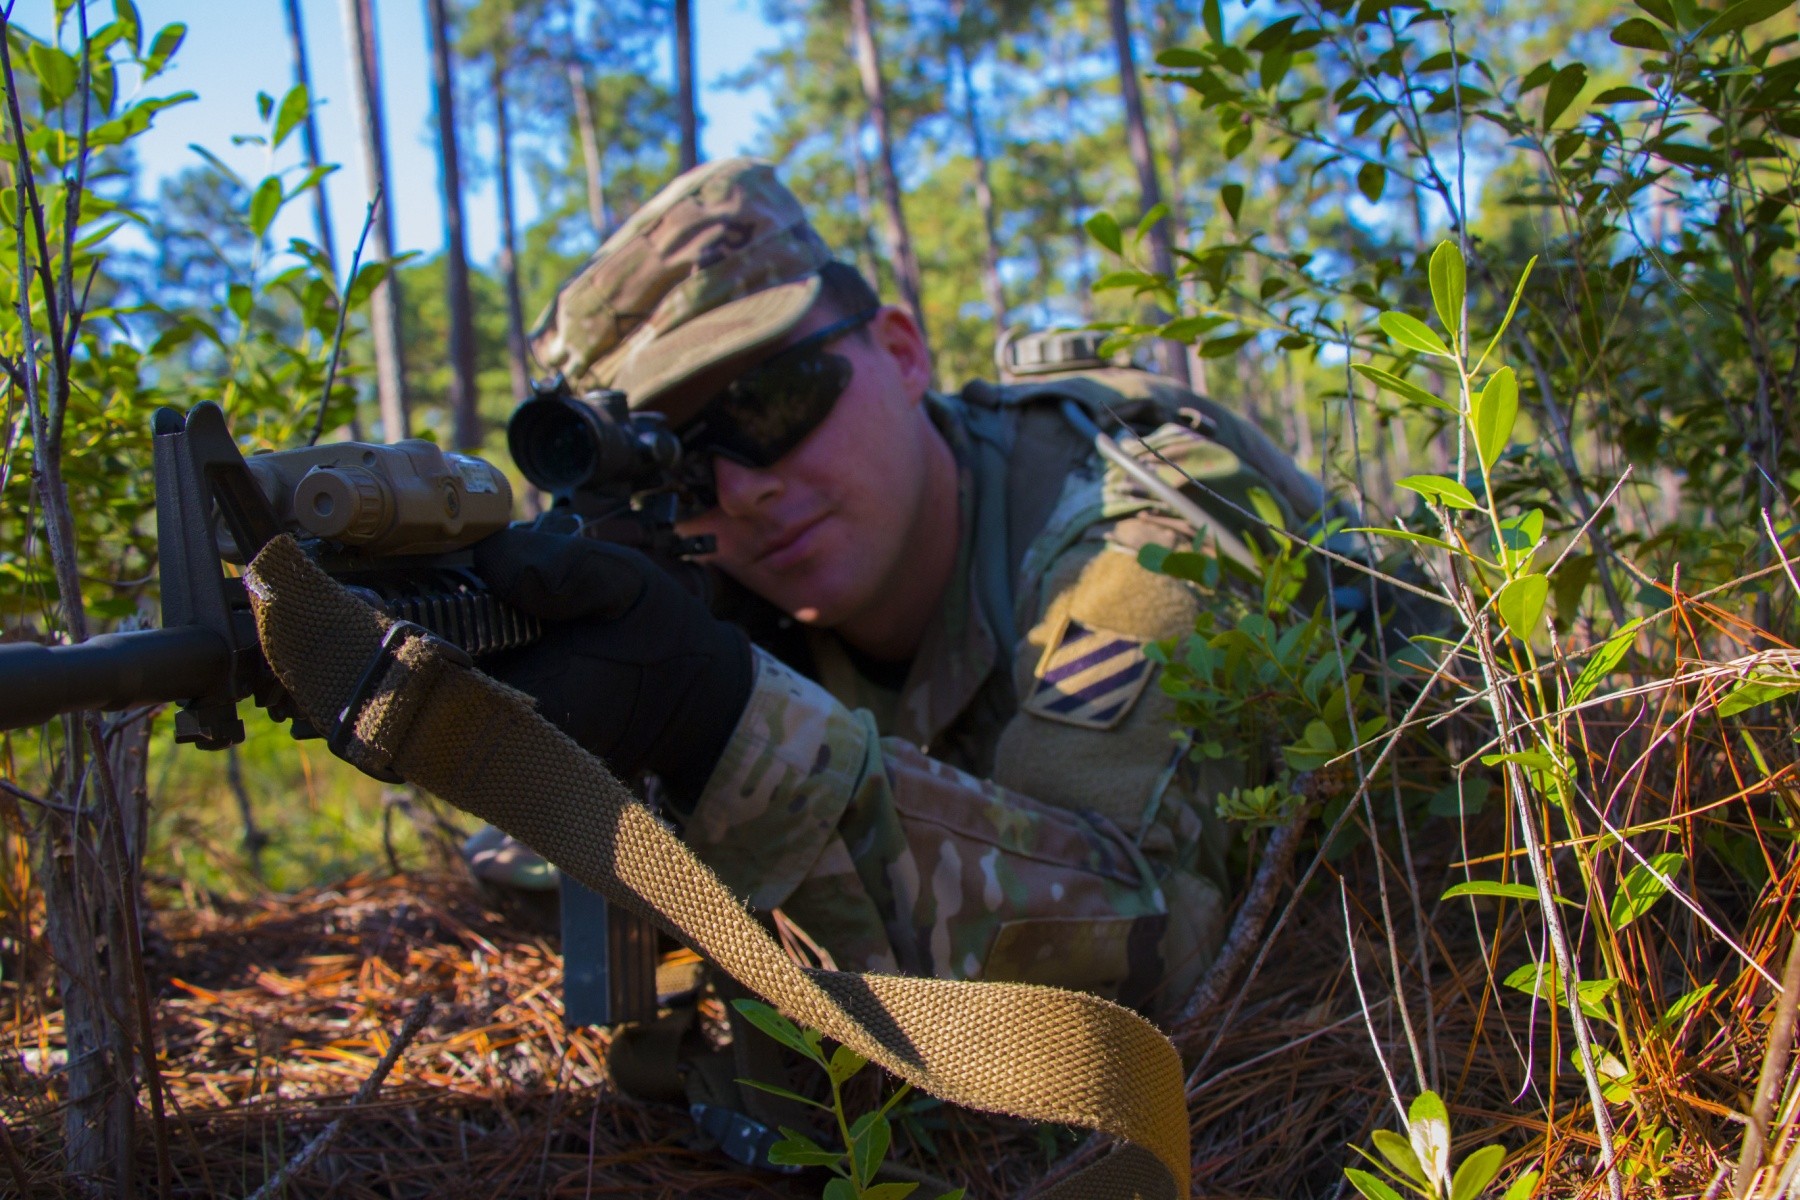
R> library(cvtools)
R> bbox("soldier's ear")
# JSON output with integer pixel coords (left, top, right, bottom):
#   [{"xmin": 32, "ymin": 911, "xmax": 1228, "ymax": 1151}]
[{"xmin": 868, "ymin": 305, "xmax": 931, "ymax": 400}]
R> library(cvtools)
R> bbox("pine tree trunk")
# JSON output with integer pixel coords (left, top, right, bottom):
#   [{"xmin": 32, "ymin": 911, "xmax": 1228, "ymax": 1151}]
[
  {"xmin": 282, "ymin": 0, "xmax": 337, "ymax": 270},
  {"xmin": 847, "ymin": 0, "xmax": 928, "ymax": 346},
  {"xmin": 1107, "ymin": 0, "xmax": 1189, "ymax": 387},
  {"xmin": 340, "ymin": 0, "xmax": 410, "ymax": 439},
  {"xmin": 846, "ymin": 120, "xmax": 886, "ymax": 290},
  {"xmin": 493, "ymin": 52, "xmax": 530, "ymax": 404},
  {"xmin": 425, "ymin": 0, "xmax": 479, "ymax": 449},
  {"xmin": 673, "ymin": 0, "xmax": 699, "ymax": 172},
  {"xmin": 1149, "ymin": 0, "xmax": 1208, "ymax": 393},
  {"xmin": 567, "ymin": 62, "xmax": 610, "ymax": 237},
  {"xmin": 1053, "ymin": 39, "xmax": 1095, "ymax": 321},
  {"xmin": 948, "ymin": 0, "xmax": 1005, "ymax": 328}
]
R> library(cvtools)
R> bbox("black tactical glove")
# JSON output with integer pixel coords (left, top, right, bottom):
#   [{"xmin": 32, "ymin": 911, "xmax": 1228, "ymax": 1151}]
[{"xmin": 472, "ymin": 526, "xmax": 753, "ymax": 812}]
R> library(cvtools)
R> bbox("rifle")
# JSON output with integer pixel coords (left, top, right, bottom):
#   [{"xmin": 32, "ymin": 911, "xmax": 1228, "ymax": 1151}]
[{"xmin": 0, "ymin": 382, "xmax": 711, "ymax": 1026}]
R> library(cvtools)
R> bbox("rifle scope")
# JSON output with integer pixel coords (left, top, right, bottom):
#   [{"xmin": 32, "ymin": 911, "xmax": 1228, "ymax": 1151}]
[{"xmin": 507, "ymin": 380, "xmax": 682, "ymax": 499}]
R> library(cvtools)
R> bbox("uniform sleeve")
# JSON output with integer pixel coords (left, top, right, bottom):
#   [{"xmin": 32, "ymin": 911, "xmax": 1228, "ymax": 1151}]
[{"xmin": 684, "ymin": 649, "xmax": 1170, "ymax": 1001}]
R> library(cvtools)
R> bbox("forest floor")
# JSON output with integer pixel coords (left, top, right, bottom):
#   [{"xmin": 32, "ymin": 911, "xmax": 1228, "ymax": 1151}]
[
  {"xmin": 1, "ymin": 872, "xmax": 1060, "ymax": 1199},
  {"xmin": 0, "ymin": 833, "xmax": 1760, "ymax": 1198}
]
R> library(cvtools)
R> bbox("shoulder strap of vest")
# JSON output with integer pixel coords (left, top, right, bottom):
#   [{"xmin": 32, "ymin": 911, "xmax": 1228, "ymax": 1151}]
[{"xmin": 940, "ymin": 387, "xmax": 1026, "ymax": 655}]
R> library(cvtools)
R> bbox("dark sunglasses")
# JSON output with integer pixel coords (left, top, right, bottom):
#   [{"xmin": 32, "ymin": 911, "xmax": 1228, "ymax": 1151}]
[{"xmin": 674, "ymin": 307, "xmax": 878, "ymax": 514}]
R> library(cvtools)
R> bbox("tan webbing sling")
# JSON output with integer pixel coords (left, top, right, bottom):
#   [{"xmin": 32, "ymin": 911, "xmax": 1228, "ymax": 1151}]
[{"xmin": 246, "ymin": 536, "xmax": 1188, "ymax": 1198}]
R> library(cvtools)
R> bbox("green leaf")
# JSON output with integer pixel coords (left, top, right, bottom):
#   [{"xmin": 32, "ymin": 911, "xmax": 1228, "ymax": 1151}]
[
  {"xmin": 114, "ymin": 0, "xmax": 143, "ymax": 55},
  {"xmin": 1660, "ymin": 983, "xmax": 1716, "ymax": 1029},
  {"xmin": 1200, "ymin": 330, "xmax": 1255, "ymax": 358},
  {"xmin": 273, "ymin": 84, "xmax": 309, "ymax": 150},
  {"xmin": 189, "ymin": 143, "xmax": 245, "ymax": 186},
  {"xmin": 1156, "ymin": 47, "xmax": 1207, "ymax": 67},
  {"xmin": 1159, "ymin": 314, "xmax": 1228, "ymax": 342},
  {"xmin": 1442, "ymin": 880, "xmax": 1546, "ymax": 904},
  {"xmin": 738, "ymin": 1077, "xmax": 829, "ymax": 1110},
  {"xmin": 249, "ymin": 176, "xmax": 283, "ymax": 240},
  {"xmin": 827, "ymin": 1043, "xmax": 867, "ymax": 1086},
  {"xmin": 1717, "ymin": 673, "xmax": 1800, "ymax": 717},
  {"xmin": 1351, "ymin": 364, "xmax": 1459, "ymax": 414},
  {"xmin": 1451, "ymin": 1145, "xmax": 1507, "ymax": 1200},
  {"xmin": 1568, "ymin": 619, "xmax": 1644, "ymax": 705},
  {"xmin": 1610, "ymin": 852, "xmax": 1685, "ymax": 929},
  {"xmin": 1378, "ymin": 311, "xmax": 1453, "ymax": 357},
  {"xmin": 1350, "ymin": 526, "xmax": 1458, "ymax": 553},
  {"xmin": 849, "ymin": 1113, "xmax": 892, "ymax": 1186},
  {"xmin": 1220, "ymin": 182, "xmax": 1244, "ymax": 222},
  {"xmin": 1408, "ymin": 1092, "xmax": 1451, "ymax": 1192},
  {"xmin": 1482, "ymin": 749, "xmax": 1554, "ymax": 772},
  {"xmin": 1503, "ymin": 963, "xmax": 1620, "ymax": 1021},
  {"xmin": 766, "ymin": 1134, "xmax": 843, "ymax": 1167},
  {"xmin": 861, "ymin": 1185, "xmax": 920, "ymax": 1200},
  {"xmin": 1541, "ymin": 63, "xmax": 1587, "ymax": 128},
  {"xmin": 1611, "ymin": 17, "xmax": 1670, "ymax": 49},
  {"xmin": 1495, "ymin": 509, "xmax": 1544, "ymax": 572},
  {"xmin": 934, "ymin": 1190, "xmax": 967, "ymax": 1200},
  {"xmin": 227, "ymin": 282, "xmax": 254, "ymax": 323},
  {"xmin": 1247, "ymin": 485, "xmax": 1286, "ymax": 532},
  {"xmin": 1397, "ymin": 474, "xmax": 1479, "ymax": 510},
  {"xmin": 1478, "ymin": 256, "xmax": 1535, "ymax": 371},
  {"xmin": 1085, "ymin": 211, "xmax": 1122, "ymax": 256},
  {"xmin": 1093, "ymin": 269, "xmax": 1160, "ymax": 293},
  {"xmin": 1133, "ymin": 202, "xmax": 1169, "ymax": 246},
  {"xmin": 825, "ymin": 1179, "xmax": 859, "ymax": 1200},
  {"xmin": 143, "ymin": 21, "xmax": 186, "ymax": 79},
  {"xmin": 28, "ymin": 44, "xmax": 79, "ymax": 107},
  {"xmin": 1501, "ymin": 1168, "xmax": 1541, "ymax": 1200},
  {"xmin": 1357, "ymin": 162, "xmax": 1386, "ymax": 203},
  {"xmin": 1372, "ymin": 1129, "xmax": 1430, "ymax": 1189},
  {"xmin": 1345, "ymin": 1169, "xmax": 1406, "ymax": 1200},
  {"xmin": 1429, "ymin": 241, "xmax": 1466, "ymax": 349},
  {"xmin": 1473, "ymin": 366, "xmax": 1519, "ymax": 468},
  {"xmin": 731, "ymin": 999, "xmax": 825, "ymax": 1065},
  {"xmin": 1497, "ymin": 573, "xmax": 1550, "ymax": 637},
  {"xmin": 1593, "ymin": 86, "xmax": 1655, "ymax": 103},
  {"xmin": 346, "ymin": 258, "xmax": 396, "ymax": 309},
  {"xmin": 1203, "ymin": 0, "xmax": 1224, "ymax": 42},
  {"xmin": 1701, "ymin": 0, "xmax": 1793, "ymax": 37}
]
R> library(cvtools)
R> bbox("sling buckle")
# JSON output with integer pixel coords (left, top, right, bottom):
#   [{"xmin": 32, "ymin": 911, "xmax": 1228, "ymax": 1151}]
[{"xmin": 329, "ymin": 619, "xmax": 473, "ymax": 782}]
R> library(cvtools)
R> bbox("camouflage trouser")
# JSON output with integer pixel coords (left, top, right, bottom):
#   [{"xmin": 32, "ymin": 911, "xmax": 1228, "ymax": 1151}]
[{"xmin": 682, "ymin": 653, "xmax": 1172, "ymax": 1008}]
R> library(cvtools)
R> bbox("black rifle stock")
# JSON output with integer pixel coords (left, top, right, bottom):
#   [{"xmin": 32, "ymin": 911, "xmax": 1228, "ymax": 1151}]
[{"xmin": 0, "ymin": 382, "xmax": 709, "ymax": 1026}]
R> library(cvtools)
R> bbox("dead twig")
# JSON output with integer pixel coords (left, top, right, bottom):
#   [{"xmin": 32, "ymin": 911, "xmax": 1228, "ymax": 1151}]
[
  {"xmin": 310, "ymin": 188, "xmax": 382, "ymax": 447},
  {"xmin": 1174, "ymin": 814, "xmax": 1306, "ymax": 1044},
  {"xmin": 1735, "ymin": 929, "xmax": 1800, "ymax": 1197},
  {"xmin": 242, "ymin": 995, "xmax": 435, "ymax": 1200}
]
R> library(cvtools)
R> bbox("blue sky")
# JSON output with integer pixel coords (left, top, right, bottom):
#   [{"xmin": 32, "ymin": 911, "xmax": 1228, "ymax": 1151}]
[{"xmin": 18, "ymin": 0, "xmax": 782, "ymax": 267}]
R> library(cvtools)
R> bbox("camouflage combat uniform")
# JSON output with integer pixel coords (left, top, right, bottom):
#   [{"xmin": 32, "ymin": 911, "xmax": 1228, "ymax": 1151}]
[
  {"xmin": 683, "ymin": 367, "xmax": 1329, "ymax": 1015},
  {"xmin": 520, "ymin": 155, "xmax": 1335, "ymax": 1017}
]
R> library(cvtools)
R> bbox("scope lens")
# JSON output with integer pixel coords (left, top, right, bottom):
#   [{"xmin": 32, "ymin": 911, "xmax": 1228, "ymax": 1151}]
[{"xmin": 509, "ymin": 398, "xmax": 597, "ymax": 492}]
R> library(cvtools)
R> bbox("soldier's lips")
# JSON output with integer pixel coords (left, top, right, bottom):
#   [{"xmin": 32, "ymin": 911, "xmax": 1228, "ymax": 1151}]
[{"xmin": 754, "ymin": 511, "xmax": 830, "ymax": 571}]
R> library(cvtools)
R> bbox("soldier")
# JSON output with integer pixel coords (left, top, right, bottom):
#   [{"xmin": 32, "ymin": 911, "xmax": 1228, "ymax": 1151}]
[{"xmin": 468, "ymin": 156, "xmax": 1344, "ymax": 1025}]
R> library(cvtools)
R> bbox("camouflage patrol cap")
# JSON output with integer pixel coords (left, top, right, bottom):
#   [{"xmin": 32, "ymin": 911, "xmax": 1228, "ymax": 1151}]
[{"xmin": 529, "ymin": 157, "xmax": 834, "ymax": 423}]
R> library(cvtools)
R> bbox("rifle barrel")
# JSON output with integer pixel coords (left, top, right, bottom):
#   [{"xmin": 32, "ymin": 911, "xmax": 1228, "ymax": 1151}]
[{"xmin": 0, "ymin": 626, "xmax": 232, "ymax": 731}]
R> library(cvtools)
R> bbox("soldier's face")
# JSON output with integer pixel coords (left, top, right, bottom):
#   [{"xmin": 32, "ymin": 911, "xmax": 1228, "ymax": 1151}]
[{"xmin": 677, "ymin": 304, "xmax": 947, "ymax": 636}]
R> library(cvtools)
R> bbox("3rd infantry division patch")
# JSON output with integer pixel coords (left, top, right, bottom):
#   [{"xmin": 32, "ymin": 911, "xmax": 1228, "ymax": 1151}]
[{"xmin": 1022, "ymin": 614, "xmax": 1155, "ymax": 730}]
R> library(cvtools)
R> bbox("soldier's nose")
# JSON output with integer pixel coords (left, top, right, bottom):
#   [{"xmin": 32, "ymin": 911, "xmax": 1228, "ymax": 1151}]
[{"xmin": 713, "ymin": 456, "xmax": 783, "ymax": 518}]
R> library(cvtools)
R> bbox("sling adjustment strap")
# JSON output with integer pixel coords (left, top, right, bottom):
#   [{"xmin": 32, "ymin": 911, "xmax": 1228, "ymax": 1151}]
[{"xmin": 245, "ymin": 536, "xmax": 1189, "ymax": 1199}]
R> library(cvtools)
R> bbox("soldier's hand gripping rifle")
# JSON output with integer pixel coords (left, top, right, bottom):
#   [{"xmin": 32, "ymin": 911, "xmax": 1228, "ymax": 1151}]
[{"xmin": 0, "ymin": 382, "xmax": 710, "ymax": 1024}]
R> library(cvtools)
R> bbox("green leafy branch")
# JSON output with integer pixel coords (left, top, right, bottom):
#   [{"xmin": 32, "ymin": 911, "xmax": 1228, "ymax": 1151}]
[{"xmin": 732, "ymin": 1000, "xmax": 963, "ymax": 1200}]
